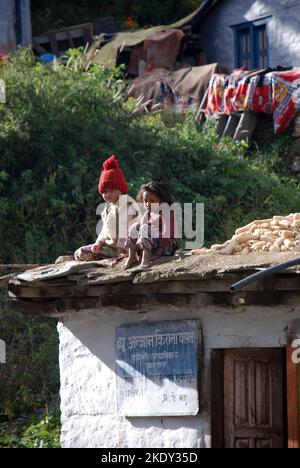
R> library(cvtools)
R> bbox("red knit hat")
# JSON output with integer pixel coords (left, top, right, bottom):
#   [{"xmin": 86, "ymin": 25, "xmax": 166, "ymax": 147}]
[{"xmin": 98, "ymin": 155, "xmax": 128, "ymax": 194}]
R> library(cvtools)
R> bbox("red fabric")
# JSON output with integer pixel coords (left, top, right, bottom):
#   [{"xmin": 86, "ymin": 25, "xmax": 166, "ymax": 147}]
[
  {"xmin": 0, "ymin": 53, "xmax": 7, "ymax": 62},
  {"xmin": 144, "ymin": 29, "xmax": 185, "ymax": 70},
  {"xmin": 247, "ymin": 80, "xmax": 273, "ymax": 114},
  {"xmin": 146, "ymin": 63, "xmax": 154, "ymax": 73},
  {"xmin": 205, "ymin": 68, "xmax": 300, "ymax": 133},
  {"xmin": 271, "ymin": 70, "xmax": 300, "ymax": 133},
  {"xmin": 140, "ymin": 209, "xmax": 176, "ymax": 248},
  {"xmin": 128, "ymin": 29, "xmax": 185, "ymax": 76},
  {"xmin": 98, "ymin": 155, "xmax": 128, "ymax": 194},
  {"xmin": 158, "ymin": 209, "xmax": 176, "ymax": 249}
]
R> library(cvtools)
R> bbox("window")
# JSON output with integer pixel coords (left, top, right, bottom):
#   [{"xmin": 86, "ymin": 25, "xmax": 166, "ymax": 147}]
[
  {"xmin": 15, "ymin": 0, "xmax": 23, "ymax": 46},
  {"xmin": 233, "ymin": 19, "xmax": 270, "ymax": 69},
  {"xmin": 254, "ymin": 25, "xmax": 268, "ymax": 68},
  {"xmin": 238, "ymin": 28, "xmax": 251, "ymax": 69}
]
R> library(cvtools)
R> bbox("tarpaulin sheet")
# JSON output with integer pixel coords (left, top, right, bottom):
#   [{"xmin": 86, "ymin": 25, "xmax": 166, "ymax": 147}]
[{"xmin": 88, "ymin": 0, "xmax": 218, "ymax": 67}]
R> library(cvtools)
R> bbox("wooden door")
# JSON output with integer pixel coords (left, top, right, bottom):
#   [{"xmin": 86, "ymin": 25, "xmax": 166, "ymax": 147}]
[{"xmin": 224, "ymin": 348, "xmax": 286, "ymax": 449}]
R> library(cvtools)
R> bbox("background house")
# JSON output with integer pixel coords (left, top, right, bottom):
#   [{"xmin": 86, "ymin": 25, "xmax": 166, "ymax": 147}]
[
  {"xmin": 0, "ymin": 0, "xmax": 32, "ymax": 54},
  {"xmin": 198, "ymin": 0, "xmax": 300, "ymax": 70}
]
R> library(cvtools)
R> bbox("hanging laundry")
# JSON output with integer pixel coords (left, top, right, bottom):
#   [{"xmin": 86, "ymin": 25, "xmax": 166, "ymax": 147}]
[
  {"xmin": 205, "ymin": 67, "xmax": 300, "ymax": 133},
  {"xmin": 271, "ymin": 70, "xmax": 300, "ymax": 133}
]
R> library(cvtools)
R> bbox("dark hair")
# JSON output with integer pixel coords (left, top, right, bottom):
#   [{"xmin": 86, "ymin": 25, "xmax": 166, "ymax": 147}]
[{"xmin": 138, "ymin": 181, "xmax": 176, "ymax": 205}]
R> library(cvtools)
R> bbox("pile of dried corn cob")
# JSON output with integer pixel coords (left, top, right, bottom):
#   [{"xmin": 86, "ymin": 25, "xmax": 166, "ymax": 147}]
[{"xmin": 192, "ymin": 214, "xmax": 300, "ymax": 256}]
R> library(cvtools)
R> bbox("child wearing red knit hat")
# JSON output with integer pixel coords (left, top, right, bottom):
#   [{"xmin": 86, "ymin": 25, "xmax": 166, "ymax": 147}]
[{"xmin": 74, "ymin": 155, "xmax": 134, "ymax": 262}]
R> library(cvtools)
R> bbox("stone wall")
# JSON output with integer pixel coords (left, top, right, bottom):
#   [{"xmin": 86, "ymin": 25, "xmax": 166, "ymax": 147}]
[
  {"xmin": 20, "ymin": 0, "xmax": 32, "ymax": 46},
  {"xmin": 198, "ymin": 0, "xmax": 300, "ymax": 70}
]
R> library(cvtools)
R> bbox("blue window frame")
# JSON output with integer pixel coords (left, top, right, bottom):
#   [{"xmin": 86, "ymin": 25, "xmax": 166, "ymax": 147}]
[
  {"xmin": 15, "ymin": 0, "xmax": 23, "ymax": 45},
  {"xmin": 254, "ymin": 24, "xmax": 268, "ymax": 68},
  {"xmin": 232, "ymin": 18, "xmax": 270, "ymax": 69}
]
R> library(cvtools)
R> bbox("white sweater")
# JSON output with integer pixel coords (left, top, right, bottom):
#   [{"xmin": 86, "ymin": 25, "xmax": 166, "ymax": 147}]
[{"xmin": 96, "ymin": 202, "xmax": 139, "ymax": 249}]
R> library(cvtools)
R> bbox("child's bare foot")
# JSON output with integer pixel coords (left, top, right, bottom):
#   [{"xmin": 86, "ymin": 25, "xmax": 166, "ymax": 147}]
[
  {"xmin": 123, "ymin": 257, "xmax": 139, "ymax": 270},
  {"xmin": 140, "ymin": 250, "xmax": 151, "ymax": 269},
  {"xmin": 123, "ymin": 248, "xmax": 139, "ymax": 270}
]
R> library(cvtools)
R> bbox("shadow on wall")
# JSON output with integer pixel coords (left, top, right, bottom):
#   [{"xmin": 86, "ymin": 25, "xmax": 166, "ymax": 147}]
[
  {"xmin": 58, "ymin": 312, "xmax": 210, "ymax": 445},
  {"xmin": 244, "ymin": 0, "xmax": 300, "ymax": 67},
  {"xmin": 59, "ymin": 312, "xmax": 201, "ymax": 389},
  {"xmin": 199, "ymin": 0, "xmax": 300, "ymax": 68}
]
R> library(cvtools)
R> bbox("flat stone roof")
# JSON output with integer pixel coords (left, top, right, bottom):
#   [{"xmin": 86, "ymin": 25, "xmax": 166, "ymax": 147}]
[
  {"xmin": 8, "ymin": 251, "xmax": 300, "ymax": 285},
  {"xmin": 6, "ymin": 251, "xmax": 300, "ymax": 316}
]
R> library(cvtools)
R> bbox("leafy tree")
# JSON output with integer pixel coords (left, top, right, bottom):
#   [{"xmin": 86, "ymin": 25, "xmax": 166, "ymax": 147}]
[
  {"xmin": 0, "ymin": 48, "xmax": 299, "ymax": 263},
  {"xmin": 31, "ymin": 0, "xmax": 200, "ymax": 33}
]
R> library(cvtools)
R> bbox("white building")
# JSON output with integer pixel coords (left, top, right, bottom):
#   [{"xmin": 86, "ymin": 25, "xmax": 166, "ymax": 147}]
[
  {"xmin": 0, "ymin": 0, "xmax": 32, "ymax": 54},
  {"xmin": 9, "ymin": 252, "xmax": 300, "ymax": 448},
  {"xmin": 198, "ymin": 0, "xmax": 300, "ymax": 70}
]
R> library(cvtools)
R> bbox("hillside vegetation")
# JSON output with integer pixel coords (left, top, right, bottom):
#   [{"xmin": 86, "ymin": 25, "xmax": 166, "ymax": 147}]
[{"xmin": 0, "ymin": 48, "xmax": 299, "ymax": 447}]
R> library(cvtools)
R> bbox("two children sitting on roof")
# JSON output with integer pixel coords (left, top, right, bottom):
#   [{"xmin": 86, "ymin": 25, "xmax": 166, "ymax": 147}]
[{"xmin": 74, "ymin": 155, "xmax": 177, "ymax": 270}]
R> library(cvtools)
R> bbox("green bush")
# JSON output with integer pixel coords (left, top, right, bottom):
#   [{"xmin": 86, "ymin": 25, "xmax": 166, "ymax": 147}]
[
  {"xmin": 0, "ymin": 286, "xmax": 60, "ymax": 447},
  {"xmin": 0, "ymin": 411, "xmax": 60, "ymax": 448},
  {"xmin": 0, "ymin": 48, "xmax": 299, "ymax": 263},
  {"xmin": 0, "ymin": 291, "xmax": 59, "ymax": 418},
  {"xmin": 31, "ymin": 0, "xmax": 200, "ymax": 34}
]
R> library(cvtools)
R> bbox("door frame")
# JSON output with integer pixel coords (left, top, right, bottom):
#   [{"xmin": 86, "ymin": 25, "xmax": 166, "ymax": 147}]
[
  {"xmin": 211, "ymin": 347, "xmax": 296, "ymax": 448},
  {"xmin": 211, "ymin": 349, "xmax": 224, "ymax": 448},
  {"xmin": 286, "ymin": 346, "xmax": 300, "ymax": 448}
]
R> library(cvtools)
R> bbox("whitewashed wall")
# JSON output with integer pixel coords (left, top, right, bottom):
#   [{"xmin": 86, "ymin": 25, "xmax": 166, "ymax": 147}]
[
  {"xmin": 199, "ymin": 0, "xmax": 300, "ymax": 70},
  {"xmin": 0, "ymin": 0, "xmax": 32, "ymax": 53},
  {"xmin": 0, "ymin": 0, "xmax": 15, "ymax": 53},
  {"xmin": 20, "ymin": 0, "xmax": 32, "ymax": 46},
  {"xmin": 58, "ymin": 301, "xmax": 300, "ymax": 448}
]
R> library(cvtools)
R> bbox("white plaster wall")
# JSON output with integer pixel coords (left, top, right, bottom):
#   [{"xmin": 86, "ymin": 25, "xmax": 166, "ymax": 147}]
[
  {"xmin": 20, "ymin": 0, "xmax": 32, "ymax": 46},
  {"xmin": 0, "ymin": 0, "xmax": 32, "ymax": 52},
  {"xmin": 58, "ymin": 301, "xmax": 300, "ymax": 448},
  {"xmin": 0, "ymin": 0, "xmax": 14, "ymax": 51},
  {"xmin": 199, "ymin": 0, "xmax": 300, "ymax": 70}
]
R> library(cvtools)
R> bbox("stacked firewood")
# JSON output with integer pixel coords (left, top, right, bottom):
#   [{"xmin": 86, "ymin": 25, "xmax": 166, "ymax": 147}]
[{"xmin": 192, "ymin": 214, "xmax": 300, "ymax": 256}]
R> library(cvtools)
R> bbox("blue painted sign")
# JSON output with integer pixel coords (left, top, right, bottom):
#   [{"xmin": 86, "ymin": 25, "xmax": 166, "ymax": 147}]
[{"xmin": 116, "ymin": 320, "xmax": 200, "ymax": 416}]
